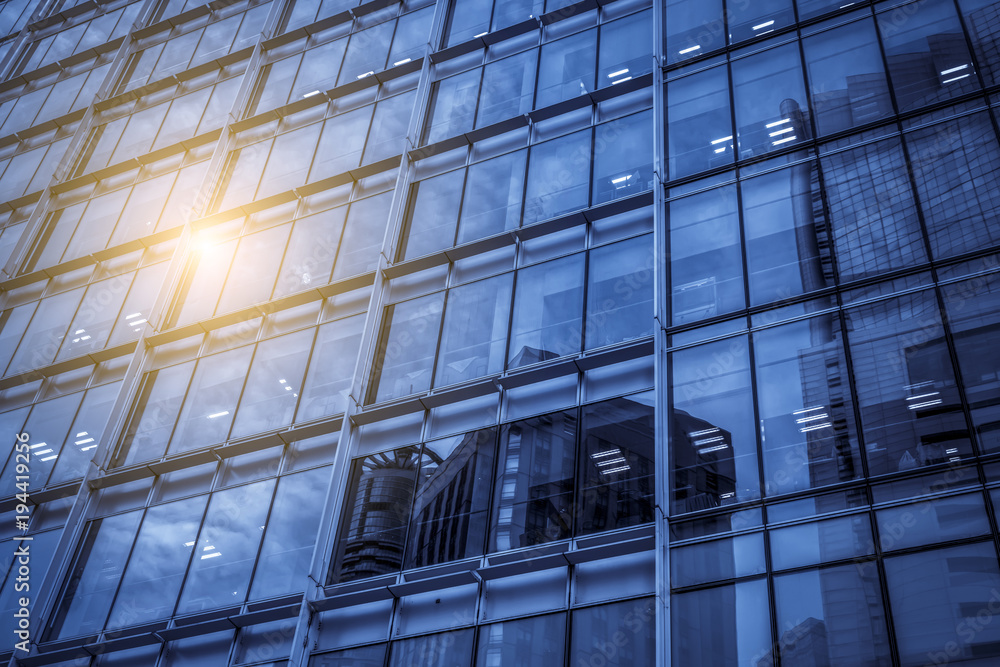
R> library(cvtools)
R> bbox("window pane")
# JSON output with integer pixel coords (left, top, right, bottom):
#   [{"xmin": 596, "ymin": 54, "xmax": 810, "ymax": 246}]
[
  {"xmin": 876, "ymin": 493, "xmax": 990, "ymax": 551},
  {"xmin": 215, "ymin": 223, "xmax": 290, "ymax": 314},
  {"xmin": 337, "ymin": 21, "xmax": 394, "ymax": 84},
  {"xmin": 231, "ymin": 329, "xmax": 313, "ymax": 439},
  {"xmin": 570, "ymin": 599, "xmax": 655, "ymax": 667},
  {"xmin": 444, "ymin": 0, "xmax": 491, "ymax": 47},
  {"xmin": 118, "ymin": 361, "xmax": 195, "ymax": 466},
  {"xmin": 598, "ymin": 10, "xmax": 652, "ymax": 83},
  {"xmin": 906, "ymin": 113, "xmax": 1000, "ymax": 259},
  {"xmin": 845, "ymin": 291, "xmax": 971, "ymax": 476},
  {"xmin": 492, "ymin": 411, "xmax": 577, "ymax": 551},
  {"xmin": 106, "ymin": 496, "xmax": 206, "ymax": 629},
  {"xmin": 364, "ymin": 90, "xmax": 416, "ymax": 163},
  {"xmin": 668, "ymin": 185, "xmax": 745, "ymax": 325},
  {"xmin": 273, "ymin": 207, "xmax": 346, "ymax": 298},
  {"xmin": 672, "ymin": 580, "xmax": 771, "ymax": 666},
  {"xmin": 885, "ymin": 542, "xmax": 1000, "ymax": 666},
  {"xmin": 331, "ymin": 447, "xmax": 420, "ymax": 582},
  {"xmin": 769, "ymin": 514, "xmax": 874, "ymax": 570},
  {"xmin": 667, "ymin": 65, "xmax": 734, "ymax": 179},
  {"xmin": 405, "ymin": 429, "xmax": 495, "ymax": 568},
  {"xmin": 671, "ymin": 534, "xmax": 766, "ymax": 587},
  {"xmin": 311, "ymin": 105, "xmax": 373, "ymax": 181},
  {"xmin": 50, "ymin": 381, "xmax": 121, "ymax": 484},
  {"xmin": 401, "ymin": 169, "xmax": 465, "ymax": 260},
  {"xmin": 298, "ymin": 314, "xmax": 365, "ymax": 421},
  {"xmin": 774, "ymin": 565, "xmax": 891, "ymax": 665},
  {"xmin": 389, "ymin": 630, "xmax": 475, "ymax": 667},
  {"xmin": 578, "ymin": 393, "xmax": 655, "ymax": 534},
  {"xmin": 508, "ymin": 254, "xmax": 584, "ymax": 368},
  {"xmin": 732, "ymin": 43, "xmax": 809, "ymax": 158},
  {"xmin": 753, "ymin": 316, "xmax": 861, "ymax": 496},
  {"xmin": 671, "ymin": 337, "xmax": 760, "ymax": 513},
  {"xmin": 424, "ymin": 69, "xmax": 481, "ymax": 145},
  {"xmin": 959, "ymin": 0, "xmax": 1000, "ymax": 86},
  {"xmin": 592, "ymin": 110, "xmax": 653, "ymax": 205},
  {"xmin": 176, "ymin": 479, "xmax": 275, "ymax": 613},
  {"xmin": 821, "ymin": 138, "xmax": 926, "ymax": 282},
  {"xmin": 536, "ymin": 30, "xmax": 596, "ymax": 109},
  {"xmin": 370, "ymin": 292, "xmax": 445, "ymax": 403},
  {"xmin": 333, "ymin": 192, "xmax": 393, "ymax": 280},
  {"xmin": 586, "ymin": 235, "xmax": 654, "ymax": 349},
  {"xmin": 477, "ymin": 50, "xmax": 535, "ymax": 128},
  {"xmin": 475, "ymin": 614, "xmax": 566, "ymax": 666},
  {"xmin": 665, "ymin": 0, "xmax": 724, "ymax": 64},
  {"xmin": 435, "ymin": 274, "xmax": 512, "ymax": 387},
  {"xmin": 457, "ymin": 149, "xmax": 526, "ymax": 244},
  {"xmin": 880, "ymin": 0, "xmax": 979, "ymax": 112},
  {"xmin": 803, "ymin": 20, "xmax": 892, "ymax": 136}
]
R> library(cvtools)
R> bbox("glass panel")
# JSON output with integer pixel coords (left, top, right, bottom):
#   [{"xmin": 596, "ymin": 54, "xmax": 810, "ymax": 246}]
[
  {"xmin": 876, "ymin": 493, "xmax": 990, "ymax": 551},
  {"xmin": 311, "ymin": 644, "xmax": 387, "ymax": 667},
  {"xmin": 941, "ymin": 273, "xmax": 1000, "ymax": 451},
  {"xmin": 168, "ymin": 345, "xmax": 254, "ymax": 455},
  {"xmin": 444, "ymin": 0, "xmax": 491, "ymax": 46},
  {"xmin": 477, "ymin": 50, "xmax": 536, "ymax": 128},
  {"xmin": 161, "ymin": 630, "xmax": 236, "ymax": 667},
  {"xmin": 492, "ymin": 410, "xmax": 576, "ymax": 551},
  {"xmin": 668, "ymin": 184, "xmax": 745, "ymax": 325},
  {"xmin": 671, "ymin": 336, "xmax": 760, "ymax": 513},
  {"xmin": 821, "ymin": 138, "xmax": 926, "ymax": 282},
  {"xmin": 753, "ymin": 316, "xmax": 861, "ymax": 496},
  {"xmin": 106, "ymin": 495, "xmax": 207, "ymax": 629},
  {"xmin": 671, "ymin": 579, "xmax": 771, "ymax": 666},
  {"xmin": 330, "ymin": 447, "xmax": 420, "ymax": 582},
  {"xmin": 337, "ymin": 21, "xmax": 395, "ymax": 84},
  {"xmin": 535, "ymin": 30, "xmax": 597, "ymax": 109},
  {"xmin": 457, "ymin": 150, "xmax": 526, "ymax": 244},
  {"xmin": 435, "ymin": 274, "xmax": 512, "ymax": 387},
  {"xmin": 364, "ymin": 90, "xmax": 416, "ymax": 163},
  {"xmin": 774, "ymin": 565, "xmax": 891, "ymax": 665},
  {"xmin": 475, "ymin": 614, "xmax": 567, "ymax": 666},
  {"xmin": 401, "ymin": 169, "xmax": 465, "ymax": 260},
  {"xmin": 298, "ymin": 314, "xmax": 364, "ymax": 421},
  {"xmin": 405, "ymin": 429, "xmax": 495, "ymax": 568},
  {"xmin": 48, "ymin": 511, "xmax": 143, "ymax": 639},
  {"xmin": 885, "ymin": 542, "xmax": 1000, "ymax": 666},
  {"xmin": 670, "ymin": 533, "xmax": 766, "ymax": 587},
  {"xmin": 732, "ymin": 43, "xmax": 809, "ymax": 158},
  {"xmin": 769, "ymin": 514, "xmax": 874, "ymax": 570},
  {"xmin": 273, "ymin": 207, "xmax": 346, "ymax": 298},
  {"xmin": 507, "ymin": 253, "xmax": 584, "ymax": 368},
  {"xmin": 729, "ymin": 0, "xmax": 794, "ymax": 44},
  {"xmin": 598, "ymin": 10, "xmax": 652, "ymax": 84},
  {"xmin": 389, "ymin": 630, "xmax": 475, "ymax": 667},
  {"xmin": 586, "ymin": 235, "xmax": 654, "ymax": 349},
  {"xmin": 250, "ymin": 466, "xmax": 329, "ymax": 599},
  {"xmin": 803, "ymin": 19, "xmax": 893, "ymax": 136},
  {"xmin": 424, "ymin": 69, "xmax": 481, "ymax": 145},
  {"xmin": 578, "ymin": 393, "xmax": 655, "ymax": 534},
  {"xmin": 592, "ymin": 110, "xmax": 653, "ymax": 205},
  {"xmin": 0, "ymin": 392, "xmax": 79, "ymax": 493},
  {"xmin": 742, "ymin": 164, "xmax": 831, "ymax": 305},
  {"xmin": 176, "ymin": 479, "xmax": 275, "ymax": 613},
  {"xmin": 880, "ymin": 0, "xmax": 979, "ymax": 112},
  {"xmin": 118, "ymin": 361, "xmax": 195, "ymax": 466},
  {"xmin": 370, "ymin": 292, "xmax": 445, "ymax": 403},
  {"xmin": 845, "ymin": 291, "xmax": 971, "ymax": 475},
  {"xmin": 332, "ymin": 192, "xmax": 393, "ymax": 280},
  {"xmin": 523, "ymin": 129, "xmax": 591, "ymax": 224},
  {"xmin": 216, "ymin": 223, "xmax": 290, "ymax": 314},
  {"xmin": 906, "ymin": 112, "xmax": 1000, "ymax": 260},
  {"xmin": 570, "ymin": 599, "xmax": 655, "ymax": 667},
  {"xmin": 667, "ymin": 65, "xmax": 734, "ymax": 179},
  {"xmin": 310, "ymin": 105, "xmax": 373, "ymax": 180},
  {"xmin": 959, "ymin": 0, "xmax": 1000, "ymax": 86},
  {"xmin": 231, "ymin": 329, "xmax": 313, "ymax": 439}
]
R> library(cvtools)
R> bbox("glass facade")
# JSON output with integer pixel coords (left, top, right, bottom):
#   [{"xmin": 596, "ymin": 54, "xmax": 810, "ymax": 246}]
[{"xmin": 0, "ymin": 0, "xmax": 999, "ymax": 664}]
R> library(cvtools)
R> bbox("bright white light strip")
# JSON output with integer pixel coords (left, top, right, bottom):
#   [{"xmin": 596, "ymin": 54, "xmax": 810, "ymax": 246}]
[
  {"xmin": 694, "ymin": 436, "xmax": 725, "ymax": 445},
  {"xmin": 945, "ymin": 448, "xmax": 959, "ymax": 454},
  {"xmin": 204, "ymin": 546, "xmax": 215, "ymax": 551},
  {"xmin": 207, "ymin": 411, "xmax": 230, "ymax": 419},
  {"xmin": 75, "ymin": 329, "xmax": 85, "ymax": 334},
  {"xmin": 795, "ymin": 413, "xmax": 829, "ymax": 424},
  {"xmin": 80, "ymin": 445, "xmax": 97, "ymax": 452},
  {"xmin": 799, "ymin": 423, "xmax": 831, "ymax": 432},
  {"xmin": 906, "ymin": 392, "xmax": 939, "ymax": 401},
  {"xmin": 184, "ymin": 541, "xmax": 195, "ymax": 547},
  {"xmin": 766, "ymin": 118, "xmax": 791, "ymax": 128},
  {"xmin": 34, "ymin": 449, "xmax": 53, "ymax": 455},
  {"xmin": 125, "ymin": 313, "xmax": 142, "ymax": 319},
  {"xmin": 611, "ymin": 175, "xmax": 631, "ymax": 184},
  {"xmin": 75, "ymin": 437, "xmax": 94, "ymax": 445},
  {"xmin": 356, "ymin": 71, "xmax": 374, "ymax": 79},
  {"xmin": 714, "ymin": 147, "xmax": 727, "ymax": 153},
  {"xmin": 793, "ymin": 406, "xmax": 824, "ymax": 414},
  {"xmin": 908, "ymin": 399, "xmax": 943, "ymax": 409},
  {"xmin": 201, "ymin": 552, "xmax": 222, "ymax": 560},
  {"xmin": 29, "ymin": 443, "xmax": 48, "ymax": 449},
  {"xmin": 302, "ymin": 90, "xmax": 321, "ymax": 98},
  {"xmin": 679, "ymin": 45, "xmax": 701, "ymax": 54},
  {"xmin": 597, "ymin": 456, "xmax": 627, "ymax": 466},
  {"xmin": 753, "ymin": 20, "xmax": 775, "ymax": 30},
  {"xmin": 591, "ymin": 449, "xmax": 622, "ymax": 458},
  {"xmin": 602, "ymin": 465, "xmax": 631, "ymax": 474},
  {"xmin": 698, "ymin": 444, "xmax": 730, "ymax": 454},
  {"xmin": 474, "ymin": 31, "xmax": 488, "ymax": 37},
  {"xmin": 940, "ymin": 64, "xmax": 968, "ymax": 76},
  {"xmin": 772, "ymin": 136, "xmax": 797, "ymax": 145},
  {"xmin": 393, "ymin": 58, "xmax": 412, "ymax": 66},
  {"xmin": 40, "ymin": 455, "xmax": 58, "ymax": 461},
  {"xmin": 77, "ymin": 431, "xmax": 88, "ymax": 437},
  {"xmin": 769, "ymin": 127, "xmax": 794, "ymax": 137},
  {"xmin": 711, "ymin": 136, "xmax": 733, "ymax": 144},
  {"xmin": 689, "ymin": 427, "xmax": 720, "ymax": 437},
  {"xmin": 130, "ymin": 319, "xmax": 147, "ymax": 326},
  {"xmin": 608, "ymin": 68, "xmax": 630, "ymax": 78},
  {"xmin": 943, "ymin": 74, "xmax": 971, "ymax": 84},
  {"xmin": 612, "ymin": 76, "xmax": 632, "ymax": 85}
]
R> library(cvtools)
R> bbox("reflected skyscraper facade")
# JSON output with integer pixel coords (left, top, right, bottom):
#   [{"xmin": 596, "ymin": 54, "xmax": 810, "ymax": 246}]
[{"xmin": 0, "ymin": 0, "xmax": 999, "ymax": 665}]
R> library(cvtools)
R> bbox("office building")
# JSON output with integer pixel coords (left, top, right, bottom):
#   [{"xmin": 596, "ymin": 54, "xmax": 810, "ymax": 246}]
[{"xmin": 0, "ymin": 0, "xmax": 999, "ymax": 664}]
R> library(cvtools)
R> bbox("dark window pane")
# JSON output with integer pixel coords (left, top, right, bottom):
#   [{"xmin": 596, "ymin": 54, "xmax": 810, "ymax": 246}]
[
  {"xmin": 586, "ymin": 235, "xmax": 654, "ymax": 349},
  {"xmin": 667, "ymin": 65, "xmax": 734, "ymax": 179},
  {"xmin": 959, "ymin": 0, "xmax": 1000, "ymax": 86},
  {"xmin": 405, "ymin": 429, "xmax": 495, "ymax": 568},
  {"xmin": 570, "ymin": 599, "xmax": 655, "ymax": 666},
  {"xmin": 477, "ymin": 50, "xmax": 536, "ymax": 128},
  {"xmin": 885, "ymin": 542, "xmax": 1000, "ymax": 666},
  {"xmin": 598, "ymin": 10, "xmax": 652, "ymax": 84},
  {"xmin": 492, "ymin": 411, "xmax": 577, "ymax": 551},
  {"xmin": 161, "ymin": 630, "xmax": 236, "ymax": 667},
  {"xmin": 742, "ymin": 164, "xmax": 831, "ymax": 306},
  {"xmin": 880, "ymin": 0, "xmax": 979, "ymax": 112},
  {"xmin": 769, "ymin": 514, "xmax": 874, "ymax": 570},
  {"xmin": 728, "ymin": 0, "xmax": 794, "ymax": 44},
  {"xmin": 444, "ymin": 0, "xmax": 491, "ymax": 46},
  {"xmin": 672, "ymin": 580, "xmax": 772, "ymax": 666},
  {"xmin": 668, "ymin": 185, "xmax": 745, "ymax": 325},
  {"xmin": 117, "ymin": 361, "xmax": 195, "ymax": 467},
  {"xmin": 774, "ymin": 565, "xmax": 891, "ymax": 666},
  {"xmin": 508, "ymin": 254, "xmax": 584, "ymax": 368},
  {"xmin": 401, "ymin": 169, "xmax": 465, "ymax": 260},
  {"xmin": 906, "ymin": 113, "xmax": 1000, "ymax": 259},
  {"xmin": 578, "ymin": 393, "xmax": 655, "ymax": 534},
  {"xmin": 592, "ymin": 110, "xmax": 653, "ymax": 205},
  {"xmin": 435, "ymin": 274, "xmax": 512, "ymax": 387},
  {"xmin": 475, "ymin": 614, "xmax": 566, "ymax": 666},
  {"xmin": 821, "ymin": 138, "xmax": 926, "ymax": 282},
  {"xmin": 298, "ymin": 314, "xmax": 365, "ymax": 421},
  {"xmin": 390, "ymin": 630, "xmax": 475, "ymax": 667},
  {"xmin": 665, "ymin": 0, "xmax": 725, "ymax": 64},
  {"xmin": 671, "ymin": 337, "xmax": 760, "ymax": 513},
  {"xmin": 424, "ymin": 69, "xmax": 481, "ymax": 145},
  {"xmin": 877, "ymin": 493, "xmax": 990, "ymax": 551},
  {"xmin": 536, "ymin": 30, "xmax": 596, "ymax": 109},
  {"xmin": 753, "ymin": 316, "xmax": 861, "ymax": 496},
  {"xmin": 331, "ymin": 447, "xmax": 420, "ymax": 582},
  {"xmin": 524, "ymin": 129, "xmax": 591, "ymax": 224},
  {"xmin": 845, "ymin": 291, "xmax": 972, "ymax": 476},
  {"xmin": 370, "ymin": 293, "xmax": 445, "ymax": 403},
  {"xmin": 732, "ymin": 43, "xmax": 809, "ymax": 158},
  {"xmin": 803, "ymin": 19, "xmax": 893, "ymax": 136}
]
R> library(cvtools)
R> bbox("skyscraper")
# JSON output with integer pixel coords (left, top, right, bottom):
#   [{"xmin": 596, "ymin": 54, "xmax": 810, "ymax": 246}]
[{"xmin": 0, "ymin": 0, "xmax": 999, "ymax": 664}]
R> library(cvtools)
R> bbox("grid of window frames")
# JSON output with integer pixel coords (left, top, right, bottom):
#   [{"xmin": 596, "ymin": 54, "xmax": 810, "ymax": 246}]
[{"xmin": 0, "ymin": 0, "xmax": 999, "ymax": 664}]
